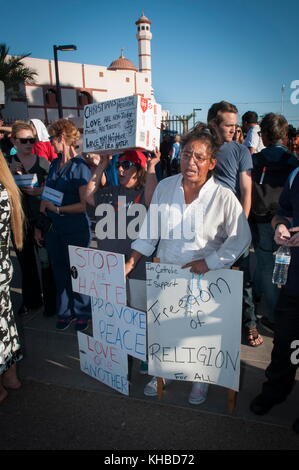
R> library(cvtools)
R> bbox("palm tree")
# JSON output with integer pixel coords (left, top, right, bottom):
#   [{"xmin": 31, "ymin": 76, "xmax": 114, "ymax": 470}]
[{"xmin": 0, "ymin": 43, "xmax": 37, "ymax": 100}]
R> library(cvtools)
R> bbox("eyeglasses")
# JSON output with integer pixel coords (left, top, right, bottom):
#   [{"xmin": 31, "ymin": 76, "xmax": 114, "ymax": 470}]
[
  {"xmin": 17, "ymin": 138, "xmax": 36, "ymax": 144},
  {"xmin": 181, "ymin": 150, "xmax": 211, "ymax": 163},
  {"xmin": 116, "ymin": 161, "xmax": 137, "ymax": 170}
]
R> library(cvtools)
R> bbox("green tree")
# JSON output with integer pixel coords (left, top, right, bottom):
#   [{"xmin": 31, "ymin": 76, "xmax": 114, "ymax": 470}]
[{"xmin": 0, "ymin": 43, "xmax": 37, "ymax": 100}]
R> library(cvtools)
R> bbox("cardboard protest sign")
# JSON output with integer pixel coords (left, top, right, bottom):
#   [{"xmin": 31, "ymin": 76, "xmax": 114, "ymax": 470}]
[
  {"xmin": 146, "ymin": 263, "xmax": 243, "ymax": 391},
  {"xmin": 78, "ymin": 332, "xmax": 129, "ymax": 396},
  {"xmin": 68, "ymin": 246, "xmax": 126, "ymax": 305},
  {"xmin": 83, "ymin": 95, "xmax": 161, "ymax": 154},
  {"xmin": 92, "ymin": 297, "xmax": 147, "ymax": 361}
]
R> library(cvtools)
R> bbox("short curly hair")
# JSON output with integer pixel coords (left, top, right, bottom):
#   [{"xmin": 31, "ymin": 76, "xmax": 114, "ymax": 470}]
[{"xmin": 48, "ymin": 119, "xmax": 80, "ymax": 147}]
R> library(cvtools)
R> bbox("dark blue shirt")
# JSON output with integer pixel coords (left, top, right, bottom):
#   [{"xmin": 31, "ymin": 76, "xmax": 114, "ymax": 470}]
[
  {"xmin": 277, "ymin": 167, "xmax": 299, "ymax": 294},
  {"xmin": 45, "ymin": 155, "xmax": 91, "ymax": 235}
]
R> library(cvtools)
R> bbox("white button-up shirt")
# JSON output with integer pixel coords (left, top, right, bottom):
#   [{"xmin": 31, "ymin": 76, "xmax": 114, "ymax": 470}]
[{"xmin": 132, "ymin": 174, "xmax": 251, "ymax": 270}]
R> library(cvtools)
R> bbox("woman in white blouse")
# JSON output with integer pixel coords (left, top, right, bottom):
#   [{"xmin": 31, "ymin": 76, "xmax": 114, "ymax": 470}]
[{"xmin": 125, "ymin": 122, "xmax": 251, "ymax": 405}]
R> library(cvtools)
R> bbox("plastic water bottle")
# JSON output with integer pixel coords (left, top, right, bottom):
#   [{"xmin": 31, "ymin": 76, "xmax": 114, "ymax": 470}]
[{"xmin": 272, "ymin": 245, "xmax": 291, "ymax": 287}]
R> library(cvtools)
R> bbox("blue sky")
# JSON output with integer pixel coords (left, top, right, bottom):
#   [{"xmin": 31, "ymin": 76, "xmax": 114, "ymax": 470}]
[{"xmin": 2, "ymin": 0, "xmax": 299, "ymax": 125}]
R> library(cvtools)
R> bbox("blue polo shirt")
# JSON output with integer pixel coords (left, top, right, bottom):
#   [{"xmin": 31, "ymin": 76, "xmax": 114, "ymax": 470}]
[
  {"xmin": 45, "ymin": 155, "xmax": 91, "ymax": 235},
  {"xmin": 277, "ymin": 167, "xmax": 299, "ymax": 294}
]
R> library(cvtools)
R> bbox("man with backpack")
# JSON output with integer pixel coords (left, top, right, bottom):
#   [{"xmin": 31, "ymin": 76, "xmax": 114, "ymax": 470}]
[{"xmin": 251, "ymin": 113, "xmax": 299, "ymax": 331}]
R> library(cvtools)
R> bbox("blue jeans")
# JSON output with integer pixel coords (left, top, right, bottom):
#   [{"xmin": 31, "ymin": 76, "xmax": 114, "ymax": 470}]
[
  {"xmin": 253, "ymin": 223, "xmax": 279, "ymax": 322},
  {"xmin": 45, "ymin": 229, "xmax": 91, "ymax": 320}
]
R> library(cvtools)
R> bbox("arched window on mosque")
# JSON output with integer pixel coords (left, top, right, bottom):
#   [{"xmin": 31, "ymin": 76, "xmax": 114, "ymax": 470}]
[
  {"xmin": 45, "ymin": 88, "xmax": 57, "ymax": 107},
  {"xmin": 78, "ymin": 91, "xmax": 92, "ymax": 107}
]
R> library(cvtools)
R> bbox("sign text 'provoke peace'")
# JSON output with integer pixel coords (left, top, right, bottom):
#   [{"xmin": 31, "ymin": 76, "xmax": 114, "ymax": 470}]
[
  {"xmin": 146, "ymin": 263, "xmax": 243, "ymax": 391},
  {"xmin": 78, "ymin": 332, "xmax": 128, "ymax": 396},
  {"xmin": 68, "ymin": 246, "xmax": 126, "ymax": 305},
  {"xmin": 92, "ymin": 297, "xmax": 147, "ymax": 362}
]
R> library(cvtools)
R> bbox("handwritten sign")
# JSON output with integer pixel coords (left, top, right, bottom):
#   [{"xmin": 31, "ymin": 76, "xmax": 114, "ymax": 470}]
[
  {"xmin": 68, "ymin": 246, "xmax": 127, "ymax": 305},
  {"xmin": 83, "ymin": 95, "xmax": 161, "ymax": 153},
  {"xmin": 92, "ymin": 297, "xmax": 147, "ymax": 361},
  {"xmin": 78, "ymin": 332, "xmax": 129, "ymax": 396},
  {"xmin": 146, "ymin": 263, "xmax": 243, "ymax": 391}
]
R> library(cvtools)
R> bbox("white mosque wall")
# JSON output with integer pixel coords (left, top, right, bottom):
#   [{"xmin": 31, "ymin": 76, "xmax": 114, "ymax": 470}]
[{"xmin": 3, "ymin": 56, "xmax": 154, "ymax": 122}]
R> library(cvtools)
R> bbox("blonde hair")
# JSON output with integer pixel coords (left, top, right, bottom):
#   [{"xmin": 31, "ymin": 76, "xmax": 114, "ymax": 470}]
[
  {"xmin": 48, "ymin": 119, "xmax": 80, "ymax": 147},
  {"xmin": 11, "ymin": 121, "xmax": 35, "ymax": 139},
  {"xmin": 0, "ymin": 151, "xmax": 24, "ymax": 249}
]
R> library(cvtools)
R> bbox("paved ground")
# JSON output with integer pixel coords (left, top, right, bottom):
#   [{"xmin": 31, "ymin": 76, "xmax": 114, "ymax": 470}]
[{"xmin": 0, "ymin": 253, "xmax": 298, "ymax": 450}]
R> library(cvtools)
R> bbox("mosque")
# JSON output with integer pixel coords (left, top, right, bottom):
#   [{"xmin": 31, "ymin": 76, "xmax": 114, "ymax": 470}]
[{"xmin": 4, "ymin": 13, "xmax": 158, "ymax": 125}]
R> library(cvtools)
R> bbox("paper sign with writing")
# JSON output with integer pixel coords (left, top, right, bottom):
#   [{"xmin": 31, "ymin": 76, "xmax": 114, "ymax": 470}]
[
  {"xmin": 68, "ymin": 246, "xmax": 127, "ymax": 305},
  {"xmin": 92, "ymin": 297, "xmax": 147, "ymax": 361},
  {"xmin": 41, "ymin": 186, "xmax": 64, "ymax": 206},
  {"xmin": 14, "ymin": 173, "xmax": 38, "ymax": 187},
  {"xmin": 146, "ymin": 263, "xmax": 243, "ymax": 391},
  {"xmin": 83, "ymin": 94, "xmax": 161, "ymax": 153},
  {"xmin": 78, "ymin": 332, "xmax": 129, "ymax": 396}
]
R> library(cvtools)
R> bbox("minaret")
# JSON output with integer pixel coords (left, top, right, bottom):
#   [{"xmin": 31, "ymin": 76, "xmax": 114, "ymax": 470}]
[{"xmin": 135, "ymin": 12, "xmax": 152, "ymax": 77}]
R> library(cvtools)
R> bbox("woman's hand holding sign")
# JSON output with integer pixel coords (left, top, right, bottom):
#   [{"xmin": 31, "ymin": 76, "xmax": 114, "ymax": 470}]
[{"xmin": 182, "ymin": 259, "xmax": 209, "ymax": 274}]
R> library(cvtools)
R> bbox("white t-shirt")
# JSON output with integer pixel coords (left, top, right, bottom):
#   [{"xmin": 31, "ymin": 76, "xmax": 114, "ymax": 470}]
[{"xmin": 244, "ymin": 125, "xmax": 265, "ymax": 153}]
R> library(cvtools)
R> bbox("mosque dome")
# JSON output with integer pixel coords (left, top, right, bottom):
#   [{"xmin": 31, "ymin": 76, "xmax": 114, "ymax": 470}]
[
  {"xmin": 135, "ymin": 12, "xmax": 152, "ymax": 25},
  {"xmin": 108, "ymin": 52, "xmax": 138, "ymax": 72}
]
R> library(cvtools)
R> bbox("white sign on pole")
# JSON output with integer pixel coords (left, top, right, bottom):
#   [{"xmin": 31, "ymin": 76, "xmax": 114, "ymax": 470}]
[
  {"xmin": 68, "ymin": 246, "xmax": 127, "ymax": 305},
  {"xmin": 83, "ymin": 95, "xmax": 161, "ymax": 154},
  {"xmin": 78, "ymin": 332, "xmax": 129, "ymax": 396},
  {"xmin": 92, "ymin": 297, "xmax": 147, "ymax": 361},
  {"xmin": 146, "ymin": 263, "xmax": 243, "ymax": 391}
]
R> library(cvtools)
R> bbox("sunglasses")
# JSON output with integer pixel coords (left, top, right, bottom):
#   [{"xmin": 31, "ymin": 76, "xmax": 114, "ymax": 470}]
[
  {"xmin": 49, "ymin": 135, "xmax": 58, "ymax": 142},
  {"xmin": 17, "ymin": 138, "xmax": 36, "ymax": 144},
  {"xmin": 116, "ymin": 160, "xmax": 137, "ymax": 170}
]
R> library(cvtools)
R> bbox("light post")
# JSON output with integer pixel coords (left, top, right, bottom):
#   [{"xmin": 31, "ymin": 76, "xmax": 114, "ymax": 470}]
[
  {"xmin": 193, "ymin": 108, "xmax": 202, "ymax": 126},
  {"xmin": 281, "ymin": 84, "xmax": 286, "ymax": 115},
  {"xmin": 53, "ymin": 44, "xmax": 77, "ymax": 118}
]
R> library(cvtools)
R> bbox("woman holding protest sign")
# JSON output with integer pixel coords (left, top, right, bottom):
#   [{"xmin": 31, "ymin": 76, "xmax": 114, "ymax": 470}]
[
  {"xmin": 85, "ymin": 148, "xmax": 160, "ymax": 287},
  {"xmin": 35, "ymin": 119, "xmax": 91, "ymax": 332},
  {"xmin": 9, "ymin": 121, "xmax": 55, "ymax": 317},
  {"xmin": 0, "ymin": 150, "xmax": 24, "ymax": 403},
  {"xmin": 125, "ymin": 123, "xmax": 252, "ymax": 405},
  {"xmin": 85, "ymin": 148, "xmax": 160, "ymax": 377}
]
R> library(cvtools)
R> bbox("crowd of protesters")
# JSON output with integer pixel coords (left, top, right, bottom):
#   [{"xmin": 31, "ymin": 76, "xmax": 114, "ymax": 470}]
[{"xmin": 0, "ymin": 107, "xmax": 299, "ymax": 433}]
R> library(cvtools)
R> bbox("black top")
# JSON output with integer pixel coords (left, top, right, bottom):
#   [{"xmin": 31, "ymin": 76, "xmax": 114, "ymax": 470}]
[
  {"xmin": 277, "ymin": 167, "xmax": 299, "ymax": 294},
  {"xmin": 12, "ymin": 154, "xmax": 50, "ymax": 223}
]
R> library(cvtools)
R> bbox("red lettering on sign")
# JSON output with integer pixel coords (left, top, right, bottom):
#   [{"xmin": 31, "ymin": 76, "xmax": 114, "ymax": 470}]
[
  {"xmin": 115, "ymin": 286, "xmax": 126, "ymax": 305},
  {"xmin": 78, "ymin": 276, "xmax": 86, "ymax": 293},
  {"xmin": 75, "ymin": 247, "xmax": 86, "ymax": 267},
  {"xmin": 106, "ymin": 253, "xmax": 118, "ymax": 274},
  {"xmin": 140, "ymin": 97, "xmax": 148, "ymax": 113}
]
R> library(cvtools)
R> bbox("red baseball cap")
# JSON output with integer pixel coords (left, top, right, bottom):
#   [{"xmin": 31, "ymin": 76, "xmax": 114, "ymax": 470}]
[{"xmin": 119, "ymin": 150, "xmax": 147, "ymax": 169}]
